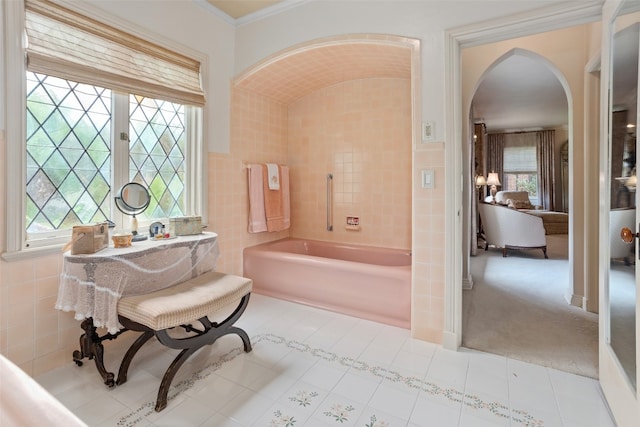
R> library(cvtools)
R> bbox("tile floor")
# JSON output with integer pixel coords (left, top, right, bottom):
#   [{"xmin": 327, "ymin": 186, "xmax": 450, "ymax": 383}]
[{"xmin": 36, "ymin": 294, "xmax": 616, "ymax": 427}]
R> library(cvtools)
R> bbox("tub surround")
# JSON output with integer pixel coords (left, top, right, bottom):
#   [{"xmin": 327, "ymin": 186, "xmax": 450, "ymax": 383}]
[{"xmin": 243, "ymin": 238, "xmax": 411, "ymax": 328}]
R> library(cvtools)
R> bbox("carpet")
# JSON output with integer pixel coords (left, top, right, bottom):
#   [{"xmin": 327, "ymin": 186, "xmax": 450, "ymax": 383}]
[{"xmin": 464, "ymin": 234, "xmax": 599, "ymax": 378}]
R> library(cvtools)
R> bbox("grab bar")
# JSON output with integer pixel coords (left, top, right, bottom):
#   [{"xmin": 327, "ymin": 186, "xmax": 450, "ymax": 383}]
[{"xmin": 326, "ymin": 173, "xmax": 333, "ymax": 231}]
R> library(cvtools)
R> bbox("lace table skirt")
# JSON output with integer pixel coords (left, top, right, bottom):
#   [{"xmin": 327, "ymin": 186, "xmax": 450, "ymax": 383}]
[{"xmin": 56, "ymin": 232, "xmax": 219, "ymax": 333}]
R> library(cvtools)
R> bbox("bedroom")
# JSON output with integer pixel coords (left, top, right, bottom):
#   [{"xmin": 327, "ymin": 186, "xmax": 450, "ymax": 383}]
[{"xmin": 461, "ymin": 26, "xmax": 593, "ymax": 376}]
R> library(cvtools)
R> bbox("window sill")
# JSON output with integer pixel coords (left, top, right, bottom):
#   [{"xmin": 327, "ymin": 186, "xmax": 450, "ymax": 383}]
[{"xmin": 2, "ymin": 244, "xmax": 65, "ymax": 262}]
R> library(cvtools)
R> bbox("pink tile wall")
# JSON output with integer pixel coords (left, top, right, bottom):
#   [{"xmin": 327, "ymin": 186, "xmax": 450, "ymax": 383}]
[
  {"xmin": 412, "ymin": 147, "xmax": 446, "ymax": 342},
  {"xmin": 288, "ymin": 78, "xmax": 412, "ymax": 248},
  {"xmin": 209, "ymin": 87, "xmax": 290, "ymax": 275},
  {"xmin": 1, "ymin": 255, "xmax": 75, "ymax": 376}
]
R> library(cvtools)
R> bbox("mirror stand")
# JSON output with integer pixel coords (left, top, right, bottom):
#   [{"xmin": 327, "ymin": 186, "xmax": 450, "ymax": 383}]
[
  {"xmin": 115, "ymin": 182, "xmax": 151, "ymax": 242},
  {"xmin": 130, "ymin": 214, "xmax": 147, "ymax": 241}
]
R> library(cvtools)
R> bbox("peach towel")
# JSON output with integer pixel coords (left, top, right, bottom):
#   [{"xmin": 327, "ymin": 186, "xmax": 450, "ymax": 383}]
[
  {"xmin": 247, "ymin": 164, "xmax": 290, "ymax": 233},
  {"xmin": 263, "ymin": 164, "xmax": 286, "ymax": 232},
  {"xmin": 247, "ymin": 164, "xmax": 267, "ymax": 233}
]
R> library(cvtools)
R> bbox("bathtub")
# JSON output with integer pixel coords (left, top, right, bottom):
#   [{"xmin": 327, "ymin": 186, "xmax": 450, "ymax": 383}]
[{"xmin": 242, "ymin": 238, "xmax": 411, "ymax": 328}]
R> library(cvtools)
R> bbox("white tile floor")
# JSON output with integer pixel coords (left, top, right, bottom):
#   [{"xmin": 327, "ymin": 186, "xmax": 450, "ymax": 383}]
[{"xmin": 36, "ymin": 294, "xmax": 616, "ymax": 427}]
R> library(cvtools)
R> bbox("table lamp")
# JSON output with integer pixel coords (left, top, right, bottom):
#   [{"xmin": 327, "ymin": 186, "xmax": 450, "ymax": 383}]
[
  {"xmin": 475, "ymin": 175, "xmax": 487, "ymax": 200},
  {"xmin": 486, "ymin": 172, "xmax": 501, "ymax": 203}
]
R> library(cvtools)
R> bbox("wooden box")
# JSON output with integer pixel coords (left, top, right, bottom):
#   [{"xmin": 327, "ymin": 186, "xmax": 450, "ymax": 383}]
[{"xmin": 70, "ymin": 222, "xmax": 109, "ymax": 255}]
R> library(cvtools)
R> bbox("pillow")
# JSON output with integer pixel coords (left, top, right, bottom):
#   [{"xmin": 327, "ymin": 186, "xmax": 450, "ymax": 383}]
[{"xmin": 507, "ymin": 199, "xmax": 533, "ymax": 210}]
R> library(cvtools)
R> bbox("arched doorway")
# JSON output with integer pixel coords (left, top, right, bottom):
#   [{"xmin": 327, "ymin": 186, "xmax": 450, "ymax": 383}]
[{"xmin": 462, "ymin": 47, "xmax": 599, "ymax": 377}]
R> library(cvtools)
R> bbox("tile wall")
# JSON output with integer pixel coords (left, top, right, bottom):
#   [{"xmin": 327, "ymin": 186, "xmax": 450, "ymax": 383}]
[
  {"xmin": 412, "ymin": 148, "xmax": 446, "ymax": 343},
  {"xmin": 209, "ymin": 87, "xmax": 290, "ymax": 275},
  {"xmin": 288, "ymin": 78, "xmax": 412, "ymax": 248}
]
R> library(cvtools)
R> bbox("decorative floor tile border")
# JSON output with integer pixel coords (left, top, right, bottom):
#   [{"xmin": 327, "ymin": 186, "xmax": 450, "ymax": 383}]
[{"xmin": 117, "ymin": 333, "xmax": 544, "ymax": 427}]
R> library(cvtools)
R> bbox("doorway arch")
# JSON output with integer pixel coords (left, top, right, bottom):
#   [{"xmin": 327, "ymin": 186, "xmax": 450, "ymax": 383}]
[
  {"xmin": 442, "ymin": 4, "xmax": 602, "ymax": 350},
  {"xmin": 465, "ymin": 45, "xmax": 574, "ymax": 290}
]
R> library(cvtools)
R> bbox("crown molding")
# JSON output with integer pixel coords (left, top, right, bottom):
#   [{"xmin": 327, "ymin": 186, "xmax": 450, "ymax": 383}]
[
  {"xmin": 450, "ymin": 1, "xmax": 603, "ymax": 48},
  {"xmin": 236, "ymin": 0, "xmax": 311, "ymax": 27},
  {"xmin": 193, "ymin": 0, "xmax": 236, "ymax": 25},
  {"xmin": 194, "ymin": 0, "xmax": 311, "ymax": 27}
]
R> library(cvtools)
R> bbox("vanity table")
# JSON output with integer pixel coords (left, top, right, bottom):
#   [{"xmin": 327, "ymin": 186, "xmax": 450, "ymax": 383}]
[{"xmin": 56, "ymin": 232, "xmax": 219, "ymax": 386}]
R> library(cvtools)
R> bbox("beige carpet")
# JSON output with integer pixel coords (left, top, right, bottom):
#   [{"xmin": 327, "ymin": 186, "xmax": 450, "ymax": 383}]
[{"xmin": 464, "ymin": 234, "xmax": 599, "ymax": 378}]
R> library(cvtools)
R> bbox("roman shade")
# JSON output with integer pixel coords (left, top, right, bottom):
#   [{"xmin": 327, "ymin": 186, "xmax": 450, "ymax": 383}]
[
  {"xmin": 503, "ymin": 133, "xmax": 537, "ymax": 172},
  {"xmin": 25, "ymin": 0, "xmax": 205, "ymax": 106}
]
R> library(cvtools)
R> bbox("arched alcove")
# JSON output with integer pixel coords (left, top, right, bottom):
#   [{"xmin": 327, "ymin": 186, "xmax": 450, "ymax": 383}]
[{"xmin": 213, "ymin": 35, "xmax": 431, "ymax": 338}]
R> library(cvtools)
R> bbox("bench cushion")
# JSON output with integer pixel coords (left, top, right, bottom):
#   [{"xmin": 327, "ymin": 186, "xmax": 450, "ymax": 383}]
[{"xmin": 118, "ymin": 271, "xmax": 252, "ymax": 331}]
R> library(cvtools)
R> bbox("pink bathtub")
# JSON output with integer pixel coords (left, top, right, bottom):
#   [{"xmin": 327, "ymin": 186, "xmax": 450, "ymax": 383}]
[{"xmin": 242, "ymin": 238, "xmax": 411, "ymax": 328}]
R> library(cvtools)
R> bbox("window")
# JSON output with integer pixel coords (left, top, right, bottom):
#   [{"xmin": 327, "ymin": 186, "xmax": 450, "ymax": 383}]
[
  {"xmin": 4, "ymin": 0, "xmax": 206, "ymax": 256},
  {"xmin": 26, "ymin": 73, "xmax": 189, "ymax": 241},
  {"xmin": 503, "ymin": 134, "xmax": 538, "ymax": 204}
]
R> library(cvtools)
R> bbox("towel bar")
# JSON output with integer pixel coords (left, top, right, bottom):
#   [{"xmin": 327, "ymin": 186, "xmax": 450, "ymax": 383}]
[{"xmin": 327, "ymin": 173, "xmax": 333, "ymax": 231}]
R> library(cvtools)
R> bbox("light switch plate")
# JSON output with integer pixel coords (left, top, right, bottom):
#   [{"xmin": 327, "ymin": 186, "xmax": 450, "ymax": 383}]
[
  {"xmin": 421, "ymin": 169, "xmax": 434, "ymax": 188},
  {"xmin": 422, "ymin": 122, "xmax": 435, "ymax": 141}
]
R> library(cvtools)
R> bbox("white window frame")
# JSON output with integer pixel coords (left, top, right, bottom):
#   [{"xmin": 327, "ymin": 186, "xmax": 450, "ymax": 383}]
[
  {"xmin": 3, "ymin": 0, "xmax": 208, "ymax": 259},
  {"xmin": 503, "ymin": 135, "xmax": 539, "ymax": 205}
]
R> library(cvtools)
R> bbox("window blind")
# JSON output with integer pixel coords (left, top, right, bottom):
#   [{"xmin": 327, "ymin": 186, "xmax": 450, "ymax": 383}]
[
  {"xmin": 503, "ymin": 133, "xmax": 537, "ymax": 172},
  {"xmin": 503, "ymin": 145, "xmax": 537, "ymax": 172},
  {"xmin": 25, "ymin": 0, "xmax": 205, "ymax": 106}
]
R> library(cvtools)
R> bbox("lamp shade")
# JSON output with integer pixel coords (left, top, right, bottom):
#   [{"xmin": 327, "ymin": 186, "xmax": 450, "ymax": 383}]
[
  {"xmin": 475, "ymin": 175, "xmax": 486, "ymax": 186},
  {"xmin": 486, "ymin": 172, "xmax": 501, "ymax": 187},
  {"xmin": 626, "ymin": 174, "xmax": 637, "ymax": 189}
]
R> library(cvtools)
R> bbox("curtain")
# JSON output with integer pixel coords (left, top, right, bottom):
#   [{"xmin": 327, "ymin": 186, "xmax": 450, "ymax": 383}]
[
  {"xmin": 536, "ymin": 130, "xmax": 555, "ymax": 211},
  {"xmin": 487, "ymin": 133, "xmax": 505, "ymax": 184}
]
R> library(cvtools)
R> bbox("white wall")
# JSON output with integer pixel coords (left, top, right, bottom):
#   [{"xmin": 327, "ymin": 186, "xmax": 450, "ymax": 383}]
[
  {"xmin": 66, "ymin": 0, "xmax": 236, "ymax": 153},
  {"xmin": 234, "ymin": 0, "xmax": 567, "ymax": 141}
]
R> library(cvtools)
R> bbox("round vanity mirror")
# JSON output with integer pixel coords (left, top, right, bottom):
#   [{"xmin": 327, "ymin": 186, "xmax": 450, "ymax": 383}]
[{"xmin": 115, "ymin": 182, "xmax": 150, "ymax": 241}]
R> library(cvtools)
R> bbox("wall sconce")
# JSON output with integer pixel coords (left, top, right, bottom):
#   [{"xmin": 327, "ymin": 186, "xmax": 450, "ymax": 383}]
[{"xmin": 486, "ymin": 172, "xmax": 501, "ymax": 203}]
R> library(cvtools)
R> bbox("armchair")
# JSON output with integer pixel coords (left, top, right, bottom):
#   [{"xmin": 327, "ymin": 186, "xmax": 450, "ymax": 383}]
[{"xmin": 478, "ymin": 202, "xmax": 548, "ymax": 258}]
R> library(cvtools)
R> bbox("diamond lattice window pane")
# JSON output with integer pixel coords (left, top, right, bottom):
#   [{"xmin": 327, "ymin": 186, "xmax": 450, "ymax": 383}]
[
  {"xmin": 129, "ymin": 95, "xmax": 185, "ymax": 220},
  {"xmin": 26, "ymin": 72, "xmax": 112, "ymax": 234}
]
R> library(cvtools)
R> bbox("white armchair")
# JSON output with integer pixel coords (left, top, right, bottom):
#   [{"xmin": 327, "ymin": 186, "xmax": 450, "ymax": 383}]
[{"xmin": 479, "ymin": 202, "xmax": 548, "ymax": 258}]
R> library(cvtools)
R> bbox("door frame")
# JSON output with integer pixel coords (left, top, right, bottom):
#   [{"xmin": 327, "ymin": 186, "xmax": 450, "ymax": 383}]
[
  {"xmin": 442, "ymin": 2, "xmax": 602, "ymax": 346},
  {"xmin": 598, "ymin": 0, "xmax": 640, "ymax": 424}
]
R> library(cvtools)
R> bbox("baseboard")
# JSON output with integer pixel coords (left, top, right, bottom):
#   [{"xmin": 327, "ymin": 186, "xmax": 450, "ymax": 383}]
[
  {"xmin": 567, "ymin": 293, "xmax": 583, "ymax": 308},
  {"xmin": 462, "ymin": 276, "xmax": 474, "ymax": 290},
  {"xmin": 442, "ymin": 330, "xmax": 460, "ymax": 351}
]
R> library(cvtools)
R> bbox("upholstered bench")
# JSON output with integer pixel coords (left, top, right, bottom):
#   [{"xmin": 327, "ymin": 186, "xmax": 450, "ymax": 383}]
[{"xmin": 116, "ymin": 271, "xmax": 253, "ymax": 412}]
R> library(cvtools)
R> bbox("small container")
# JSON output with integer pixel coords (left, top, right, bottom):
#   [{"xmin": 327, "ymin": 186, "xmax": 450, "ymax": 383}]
[
  {"xmin": 169, "ymin": 216, "xmax": 202, "ymax": 236},
  {"xmin": 112, "ymin": 232, "xmax": 133, "ymax": 248}
]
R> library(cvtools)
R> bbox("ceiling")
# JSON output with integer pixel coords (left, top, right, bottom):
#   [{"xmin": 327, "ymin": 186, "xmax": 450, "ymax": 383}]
[
  {"xmin": 471, "ymin": 54, "xmax": 569, "ymax": 133},
  {"xmin": 209, "ymin": 2, "xmax": 636, "ymax": 134},
  {"xmin": 206, "ymin": 0, "xmax": 283, "ymax": 19},
  {"xmin": 235, "ymin": 42, "xmax": 411, "ymax": 105}
]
